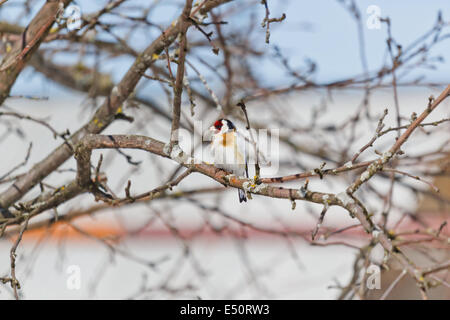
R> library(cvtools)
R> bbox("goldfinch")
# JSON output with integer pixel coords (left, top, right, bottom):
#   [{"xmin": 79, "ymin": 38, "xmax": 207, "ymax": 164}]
[{"xmin": 209, "ymin": 119, "xmax": 248, "ymax": 203}]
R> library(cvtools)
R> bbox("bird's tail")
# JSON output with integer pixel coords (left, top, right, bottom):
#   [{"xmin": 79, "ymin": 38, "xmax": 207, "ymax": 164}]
[
  {"xmin": 0, "ymin": 206, "xmax": 13, "ymax": 218},
  {"xmin": 238, "ymin": 189, "xmax": 247, "ymax": 203}
]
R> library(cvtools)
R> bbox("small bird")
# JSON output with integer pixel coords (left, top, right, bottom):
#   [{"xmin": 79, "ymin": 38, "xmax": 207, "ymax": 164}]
[{"xmin": 209, "ymin": 118, "xmax": 248, "ymax": 203}]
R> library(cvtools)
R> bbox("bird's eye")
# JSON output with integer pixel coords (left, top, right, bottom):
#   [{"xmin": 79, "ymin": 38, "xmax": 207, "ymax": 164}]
[{"xmin": 214, "ymin": 120, "xmax": 223, "ymax": 130}]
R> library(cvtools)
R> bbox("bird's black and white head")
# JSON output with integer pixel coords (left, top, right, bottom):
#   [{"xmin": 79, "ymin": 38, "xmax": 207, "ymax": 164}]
[{"xmin": 209, "ymin": 118, "xmax": 236, "ymax": 135}]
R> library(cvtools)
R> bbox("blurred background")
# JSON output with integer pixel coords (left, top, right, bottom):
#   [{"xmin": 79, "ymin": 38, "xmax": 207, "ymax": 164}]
[{"xmin": 0, "ymin": 0, "xmax": 449, "ymax": 299}]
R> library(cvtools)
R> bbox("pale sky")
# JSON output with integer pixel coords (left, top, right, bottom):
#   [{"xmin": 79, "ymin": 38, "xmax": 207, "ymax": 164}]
[{"xmin": 1, "ymin": 0, "xmax": 449, "ymax": 98}]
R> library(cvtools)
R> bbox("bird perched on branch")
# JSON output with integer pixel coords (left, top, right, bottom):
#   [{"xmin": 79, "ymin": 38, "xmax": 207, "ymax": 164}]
[{"xmin": 209, "ymin": 119, "xmax": 248, "ymax": 203}]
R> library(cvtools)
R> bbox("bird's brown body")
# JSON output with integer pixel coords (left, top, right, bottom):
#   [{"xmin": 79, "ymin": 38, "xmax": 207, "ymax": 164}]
[{"xmin": 209, "ymin": 119, "xmax": 247, "ymax": 202}]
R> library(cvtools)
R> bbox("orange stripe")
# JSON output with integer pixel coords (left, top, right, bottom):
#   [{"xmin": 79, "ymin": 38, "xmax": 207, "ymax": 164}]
[
  {"xmin": 10, "ymin": 213, "xmax": 448, "ymax": 242},
  {"xmin": 17, "ymin": 221, "xmax": 123, "ymax": 242}
]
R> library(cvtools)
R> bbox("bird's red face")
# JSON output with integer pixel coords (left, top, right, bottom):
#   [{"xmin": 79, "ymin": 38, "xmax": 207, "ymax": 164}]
[
  {"xmin": 209, "ymin": 119, "xmax": 224, "ymax": 134},
  {"xmin": 214, "ymin": 120, "xmax": 223, "ymax": 131},
  {"xmin": 209, "ymin": 119, "xmax": 235, "ymax": 135}
]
